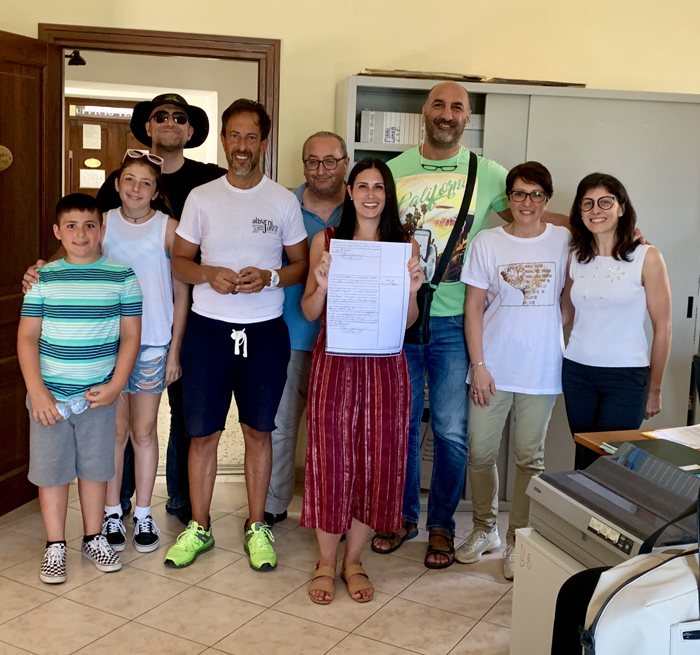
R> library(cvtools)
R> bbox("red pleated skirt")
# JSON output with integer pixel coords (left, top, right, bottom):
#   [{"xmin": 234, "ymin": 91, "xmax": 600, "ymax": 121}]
[{"xmin": 300, "ymin": 327, "xmax": 411, "ymax": 534}]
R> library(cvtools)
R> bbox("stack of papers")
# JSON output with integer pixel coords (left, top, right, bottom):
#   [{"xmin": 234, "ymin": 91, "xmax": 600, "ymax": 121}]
[{"xmin": 642, "ymin": 424, "xmax": 700, "ymax": 450}]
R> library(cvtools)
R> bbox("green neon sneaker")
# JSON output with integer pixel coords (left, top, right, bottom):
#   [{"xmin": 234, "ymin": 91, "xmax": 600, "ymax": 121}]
[
  {"xmin": 163, "ymin": 520, "xmax": 214, "ymax": 568},
  {"xmin": 244, "ymin": 522, "xmax": 276, "ymax": 571}
]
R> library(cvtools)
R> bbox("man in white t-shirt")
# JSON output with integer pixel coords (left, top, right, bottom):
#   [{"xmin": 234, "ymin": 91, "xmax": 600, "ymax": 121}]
[{"xmin": 165, "ymin": 99, "xmax": 309, "ymax": 571}]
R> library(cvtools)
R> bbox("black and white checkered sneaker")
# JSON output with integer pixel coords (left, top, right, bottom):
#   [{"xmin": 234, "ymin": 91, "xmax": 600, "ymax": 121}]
[
  {"xmin": 102, "ymin": 513, "xmax": 126, "ymax": 551},
  {"xmin": 133, "ymin": 515, "xmax": 161, "ymax": 553},
  {"xmin": 40, "ymin": 543, "xmax": 67, "ymax": 584},
  {"xmin": 82, "ymin": 534, "xmax": 122, "ymax": 572}
]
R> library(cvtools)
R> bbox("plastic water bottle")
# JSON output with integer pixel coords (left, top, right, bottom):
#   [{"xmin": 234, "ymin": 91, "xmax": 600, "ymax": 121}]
[{"xmin": 55, "ymin": 397, "xmax": 91, "ymax": 419}]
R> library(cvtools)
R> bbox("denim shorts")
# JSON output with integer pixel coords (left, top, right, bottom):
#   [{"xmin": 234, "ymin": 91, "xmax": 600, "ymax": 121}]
[{"xmin": 124, "ymin": 344, "xmax": 169, "ymax": 394}]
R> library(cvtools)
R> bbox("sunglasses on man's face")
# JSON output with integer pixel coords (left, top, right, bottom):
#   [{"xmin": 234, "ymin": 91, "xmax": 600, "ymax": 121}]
[{"xmin": 150, "ymin": 110, "xmax": 189, "ymax": 125}]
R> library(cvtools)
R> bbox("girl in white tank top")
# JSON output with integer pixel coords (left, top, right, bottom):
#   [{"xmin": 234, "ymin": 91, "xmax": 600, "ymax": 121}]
[{"xmin": 100, "ymin": 152, "xmax": 189, "ymax": 552}]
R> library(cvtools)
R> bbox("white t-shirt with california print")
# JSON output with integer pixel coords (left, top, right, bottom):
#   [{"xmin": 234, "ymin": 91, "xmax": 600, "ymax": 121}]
[
  {"xmin": 461, "ymin": 224, "xmax": 570, "ymax": 394},
  {"xmin": 177, "ymin": 175, "xmax": 307, "ymax": 324}
]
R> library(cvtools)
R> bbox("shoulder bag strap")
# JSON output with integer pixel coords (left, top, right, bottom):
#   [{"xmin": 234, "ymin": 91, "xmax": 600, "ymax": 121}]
[{"xmin": 429, "ymin": 149, "xmax": 478, "ymax": 287}]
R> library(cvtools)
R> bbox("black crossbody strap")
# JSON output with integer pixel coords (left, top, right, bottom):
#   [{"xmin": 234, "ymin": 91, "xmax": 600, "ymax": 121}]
[{"xmin": 430, "ymin": 149, "xmax": 478, "ymax": 286}]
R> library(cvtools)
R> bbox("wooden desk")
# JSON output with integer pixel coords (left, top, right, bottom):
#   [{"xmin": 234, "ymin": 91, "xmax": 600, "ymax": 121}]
[{"xmin": 574, "ymin": 429, "xmax": 651, "ymax": 456}]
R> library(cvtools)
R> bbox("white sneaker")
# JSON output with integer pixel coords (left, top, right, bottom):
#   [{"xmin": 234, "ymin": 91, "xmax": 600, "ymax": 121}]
[
  {"xmin": 82, "ymin": 534, "xmax": 122, "ymax": 572},
  {"xmin": 455, "ymin": 528, "xmax": 502, "ymax": 564},
  {"xmin": 502, "ymin": 544, "xmax": 515, "ymax": 580}
]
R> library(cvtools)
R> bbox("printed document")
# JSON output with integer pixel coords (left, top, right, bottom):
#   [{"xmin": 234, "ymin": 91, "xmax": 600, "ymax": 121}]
[{"xmin": 326, "ymin": 239, "xmax": 411, "ymax": 356}]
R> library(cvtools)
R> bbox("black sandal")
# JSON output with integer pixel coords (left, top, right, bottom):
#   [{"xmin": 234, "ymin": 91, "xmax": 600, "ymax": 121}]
[
  {"xmin": 371, "ymin": 521, "xmax": 418, "ymax": 554},
  {"xmin": 424, "ymin": 529, "xmax": 455, "ymax": 569}
]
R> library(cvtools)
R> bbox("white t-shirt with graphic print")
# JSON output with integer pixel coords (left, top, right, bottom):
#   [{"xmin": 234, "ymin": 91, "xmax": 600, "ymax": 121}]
[
  {"xmin": 461, "ymin": 224, "xmax": 570, "ymax": 395},
  {"xmin": 177, "ymin": 175, "xmax": 307, "ymax": 324}
]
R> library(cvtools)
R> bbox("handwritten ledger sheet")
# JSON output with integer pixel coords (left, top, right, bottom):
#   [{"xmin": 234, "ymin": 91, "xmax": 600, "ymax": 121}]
[{"xmin": 326, "ymin": 239, "xmax": 412, "ymax": 356}]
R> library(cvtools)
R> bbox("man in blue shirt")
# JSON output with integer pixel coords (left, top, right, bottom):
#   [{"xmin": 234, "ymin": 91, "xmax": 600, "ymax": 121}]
[{"xmin": 264, "ymin": 132, "xmax": 348, "ymax": 525}]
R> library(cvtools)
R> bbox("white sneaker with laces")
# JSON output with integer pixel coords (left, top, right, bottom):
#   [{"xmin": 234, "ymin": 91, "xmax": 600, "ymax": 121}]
[
  {"xmin": 40, "ymin": 543, "xmax": 67, "ymax": 584},
  {"xmin": 455, "ymin": 528, "xmax": 502, "ymax": 564},
  {"xmin": 502, "ymin": 544, "xmax": 515, "ymax": 580},
  {"xmin": 82, "ymin": 534, "xmax": 122, "ymax": 572}
]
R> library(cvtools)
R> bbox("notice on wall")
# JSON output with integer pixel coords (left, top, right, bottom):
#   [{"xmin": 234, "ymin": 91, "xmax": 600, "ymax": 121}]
[
  {"xmin": 82, "ymin": 124, "xmax": 102, "ymax": 150},
  {"xmin": 80, "ymin": 168, "xmax": 105, "ymax": 189},
  {"xmin": 325, "ymin": 238, "xmax": 411, "ymax": 357}
]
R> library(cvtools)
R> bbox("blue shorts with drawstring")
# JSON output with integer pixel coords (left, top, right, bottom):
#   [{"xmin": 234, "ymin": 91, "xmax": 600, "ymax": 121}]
[{"xmin": 181, "ymin": 312, "xmax": 290, "ymax": 437}]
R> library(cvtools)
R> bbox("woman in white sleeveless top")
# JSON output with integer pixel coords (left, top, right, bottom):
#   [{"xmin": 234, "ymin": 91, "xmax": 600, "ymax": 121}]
[{"xmin": 561, "ymin": 173, "xmax": 672, "ymax": 469}]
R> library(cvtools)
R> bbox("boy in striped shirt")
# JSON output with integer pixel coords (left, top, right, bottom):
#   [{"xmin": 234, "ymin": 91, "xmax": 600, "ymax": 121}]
[{"xmin": 17, "ymin": 194, "xmax": 142, "ymax": 584}]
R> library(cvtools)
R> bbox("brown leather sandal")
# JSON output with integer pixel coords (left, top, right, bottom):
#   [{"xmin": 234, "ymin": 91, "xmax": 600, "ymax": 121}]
[
  {"xmin": 424, "ymin": 529, "xmax": 455, "ymax": 569},
  {"xmin": 308, "ymin": 564, "xmax": 336, "ymax": 605},
  {"xmin": 371, "ymin": 521, "xmax": 419, "ymax": 554},
  {"xmin": 341, "ymin": 563, "xmax": 374, "ymax": 603}
]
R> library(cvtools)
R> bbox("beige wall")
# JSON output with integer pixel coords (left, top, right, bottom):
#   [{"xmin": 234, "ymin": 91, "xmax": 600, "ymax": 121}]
[{"xmin": 3, "ymin": 0, "xmax": 700, "ymax": 188}]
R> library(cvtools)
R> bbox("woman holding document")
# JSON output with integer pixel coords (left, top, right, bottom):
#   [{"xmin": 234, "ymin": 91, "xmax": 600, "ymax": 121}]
[{"xmin": 300, "ymin": 157, "xmax": 423, "ymax": 605}]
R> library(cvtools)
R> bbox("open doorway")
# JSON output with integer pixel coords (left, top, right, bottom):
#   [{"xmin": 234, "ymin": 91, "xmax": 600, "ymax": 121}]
[{"xmin": 47, "ymin": 25, "xmax": 280, "ymax": 475}]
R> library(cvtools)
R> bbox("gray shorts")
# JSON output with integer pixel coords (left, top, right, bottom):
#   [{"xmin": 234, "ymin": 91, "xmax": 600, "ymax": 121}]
[{"xmin": 27, "ymin": 395, "xmax": 117, "ymax": 488}]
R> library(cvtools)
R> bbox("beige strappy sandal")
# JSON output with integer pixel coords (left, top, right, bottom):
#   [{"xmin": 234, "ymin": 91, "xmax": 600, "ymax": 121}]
[
  {"xmin": 308, "ymin": 564, "xmax": 336, "ymax": 605},
  {"xmin": 341, "ymin": 563, "xmax": 374, "ymax": 603}
]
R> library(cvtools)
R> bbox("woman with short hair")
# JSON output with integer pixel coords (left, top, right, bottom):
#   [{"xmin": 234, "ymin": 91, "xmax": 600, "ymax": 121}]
[{"xmin": 456, "ymin": 161, "xmax": 570, "ymax": 580}]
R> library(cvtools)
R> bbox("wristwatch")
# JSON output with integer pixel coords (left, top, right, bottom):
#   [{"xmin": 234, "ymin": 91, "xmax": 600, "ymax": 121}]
[{"xmin": 266, "ymin": 269, "xmax": 280, "ymax": 288}]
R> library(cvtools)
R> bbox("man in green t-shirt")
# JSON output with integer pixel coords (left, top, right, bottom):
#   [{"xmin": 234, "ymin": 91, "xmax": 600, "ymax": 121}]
[{"xmin": 372, "ymin": 82, "xmax": 566, "ymax": 568}]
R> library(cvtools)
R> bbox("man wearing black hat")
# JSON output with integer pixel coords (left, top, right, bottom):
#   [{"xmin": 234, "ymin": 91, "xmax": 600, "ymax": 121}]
[
  {"xmin": 96, "ymin": 93, "xmax": 225, "ymax": 220},
  {"xmin": 95, "ymin": 94, "xmax": 226, "ymax": 526}
]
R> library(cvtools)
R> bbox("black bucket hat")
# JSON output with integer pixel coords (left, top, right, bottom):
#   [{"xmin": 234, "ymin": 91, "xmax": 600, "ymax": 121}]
[{"xmin": 131, "ymin": 93, "xmax": 209, "ymax": 149}]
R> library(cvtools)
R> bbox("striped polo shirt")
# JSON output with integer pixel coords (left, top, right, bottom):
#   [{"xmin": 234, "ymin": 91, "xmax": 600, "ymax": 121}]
[{"xmin": 21, "ymin": 257, "xmax": 143, "ymax": 401}]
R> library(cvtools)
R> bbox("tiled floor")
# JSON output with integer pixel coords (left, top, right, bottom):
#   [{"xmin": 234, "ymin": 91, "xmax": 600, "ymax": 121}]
[{"xmin": 0, "ymin": 482, "xmax": 512, "ymax": 655}]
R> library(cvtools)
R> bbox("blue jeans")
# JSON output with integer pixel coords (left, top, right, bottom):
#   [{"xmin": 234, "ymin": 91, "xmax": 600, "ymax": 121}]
[
  {"xmin": 403, "ymin": 315, "xmax": 469, "ymax": 534},
  {"xmin": 562, "ymin": 357, "xmax": 650, "ymax": 470},
  {"xmin": 165, "ymin": 378, "xmax": 190, "ymax": 510}
]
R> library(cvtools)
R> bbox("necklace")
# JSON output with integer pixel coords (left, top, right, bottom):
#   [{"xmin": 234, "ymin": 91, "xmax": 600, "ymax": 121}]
[{"xmin": 121, "ymin": 208, "xmax": 152, "ymax": 223}]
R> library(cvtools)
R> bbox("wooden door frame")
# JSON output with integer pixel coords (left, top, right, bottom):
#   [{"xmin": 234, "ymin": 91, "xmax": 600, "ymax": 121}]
[{"xmin": 39, "ymin": 24, "xmax": 281, "ymax": 180}]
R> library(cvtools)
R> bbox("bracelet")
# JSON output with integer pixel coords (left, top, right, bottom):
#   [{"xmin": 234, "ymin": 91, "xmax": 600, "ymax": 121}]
[{"xmin": 471, "ymin": 361, "xmax": 485, "ymax": 369}]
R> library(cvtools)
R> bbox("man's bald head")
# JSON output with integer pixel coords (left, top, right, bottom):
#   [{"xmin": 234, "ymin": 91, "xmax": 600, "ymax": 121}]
[
  {"xmin": 426, "ymin": 82, "xmax": 471, "ymax": 111},
  {"xmin": 422, "ymin": 82, "xmax": 472, "ymax": 150}
]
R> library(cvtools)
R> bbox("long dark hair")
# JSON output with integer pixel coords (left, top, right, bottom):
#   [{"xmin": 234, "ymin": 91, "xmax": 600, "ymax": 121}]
[
  {"xmin": 116, "ymin": 157, "xmax": 174, "ymax": 217},
  {"xmin": 334, "ymin": 157, "xmax": 406, "ymax": 243},
  {"xmin": 569, "ymin": 173, "xmax": 637, "ymax": 263}
]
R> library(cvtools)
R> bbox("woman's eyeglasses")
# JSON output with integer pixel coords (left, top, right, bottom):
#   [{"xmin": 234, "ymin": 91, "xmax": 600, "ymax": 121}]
[
  {"xmin": 302, "ymin": 157, "xmax": 345, "ymax": 171},
  {"xmin": 123, "ymin": 149, "xmax": 164, "ymax": 169},
  {"xmin": 580, "ymin": 196, "xmax": 616, "ymax": 212},
  {"xmin": 509, "ymin": 190, "xmax": 549, "ymax": 203},
  {"xmin": 150, "ymin": 110, "xmax": 189, "ymax": 125}
]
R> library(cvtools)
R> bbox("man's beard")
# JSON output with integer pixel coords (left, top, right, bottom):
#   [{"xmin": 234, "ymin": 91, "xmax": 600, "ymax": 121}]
[
  {"xmin": 152, "ymin": 132, "xmax": 187, "ymax": 153},
  {"xmin": 425, "ymin": 117, "xmax": 465, "ymax": 149},
  {"xmin": 228, "ymin": 149, "xmax": 260, "ymax": 176}
]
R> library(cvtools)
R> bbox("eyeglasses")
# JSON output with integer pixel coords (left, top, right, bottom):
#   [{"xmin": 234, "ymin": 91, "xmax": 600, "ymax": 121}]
[
  {"xmin": 580, "ymin": 196, "xmax": 616, "ymax": 212},
  {"xmin": 420, "ymin": 147, "xmax": 461, "ymax": 172},
  {"xmin": 123, "ymin": 149, "xmax": 164, "ymax": 169},
  {"xmin": 150, "ymin": 110, "xmax": 189, "ymax": 125},
  {"xmin": 303, "ymin": 157, "xmax": 345, "ymax": 171},
  {"xmin": 509, "ymin": 190, "xmax": 549, "ymax": 203}
]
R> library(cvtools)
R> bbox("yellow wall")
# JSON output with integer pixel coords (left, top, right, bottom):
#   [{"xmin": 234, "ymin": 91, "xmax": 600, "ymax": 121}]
[{"xmin": 2, "ymin": 0, "xmax": 699, "ymax": 188}]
